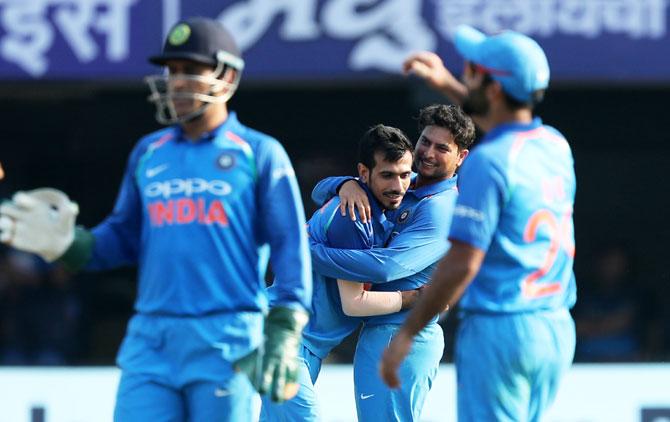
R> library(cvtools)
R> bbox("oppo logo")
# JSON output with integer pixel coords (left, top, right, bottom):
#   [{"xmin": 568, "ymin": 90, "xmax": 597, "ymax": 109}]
[{"xmin": 144, "ymin": 178, "xmax": 232, "ymax": 198}]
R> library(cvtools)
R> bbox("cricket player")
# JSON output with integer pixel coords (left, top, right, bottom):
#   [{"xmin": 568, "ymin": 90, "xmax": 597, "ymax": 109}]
[
  {"xmin": 261, "ymin": 124, "xmax": 422, "ymax": 421},
  {"xmin": 381, "ymin": 26, "xmax": 577, "ymax": 422},
  {"xmin": 311, "ymin": 104, "xmax": 475, "ymax": 421},
  {"xmin": 0, "ymin": 18, "xmax": 311, "ymax": 421}
]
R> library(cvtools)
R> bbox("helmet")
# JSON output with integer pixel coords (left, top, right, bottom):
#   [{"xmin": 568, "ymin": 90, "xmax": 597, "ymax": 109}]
[{"xmin": 145, "ymin": 17, "xmax": 245, "ymax": 125}]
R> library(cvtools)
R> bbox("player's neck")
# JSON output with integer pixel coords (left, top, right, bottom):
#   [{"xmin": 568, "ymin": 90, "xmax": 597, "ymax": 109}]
[
  {"xmin": 413, "ymin": 177, "xmax": 431, "ymax": 189},
  {"xmin": 181, "ymin": 105, "xmax": 229, "ymax": 142},
  {"xmin": 473, "ymin": 106, "xmax": 533, "ymax": 133}
]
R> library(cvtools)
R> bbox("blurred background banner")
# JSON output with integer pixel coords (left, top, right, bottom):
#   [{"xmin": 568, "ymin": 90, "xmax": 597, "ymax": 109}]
[
  {"xmin": 1, "ymin": 0, "xmax": 669, "ymax": 81},
  {"xmin": 1, "ymin": 365, "xmax": 669, "ymax": 422}
]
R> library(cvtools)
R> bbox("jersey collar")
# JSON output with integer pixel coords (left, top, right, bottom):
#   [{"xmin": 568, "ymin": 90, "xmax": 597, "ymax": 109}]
[
  {"xmin": 408, "ymin": 174, "xmax": 458, "ymax": 199},
  {"xmin": 480, "ymin": 117, "xmax": 543, "ymax": 145},
  {"xmin": 173, "ymin": 111, "xmax": 241, "ymax": 142}
]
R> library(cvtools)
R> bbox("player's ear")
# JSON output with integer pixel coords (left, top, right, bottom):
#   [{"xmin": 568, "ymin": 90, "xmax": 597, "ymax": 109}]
[
  {"xmin": 457, "ymin": 148, "xmax": 469, "ymax": 167},
  {"xmin": 357, "ymin": 163, "xmax": 369, "ymax": 184},
  {"xmin": 487, "ymin": 81, "xmax": 504, "ymax": 103}
]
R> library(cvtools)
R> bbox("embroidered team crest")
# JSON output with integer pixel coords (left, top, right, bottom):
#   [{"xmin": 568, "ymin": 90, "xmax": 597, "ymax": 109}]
[
  {"xmin": 397, "ymin": 209, "xmax": 411, "ymax": 223},
  {"xmin": 169, "ymin": 24, "xmax": 191, "ymax": 46},
  {"xmin": 217, "ymin": 153, "xmax": 236, "ymax": 170}
]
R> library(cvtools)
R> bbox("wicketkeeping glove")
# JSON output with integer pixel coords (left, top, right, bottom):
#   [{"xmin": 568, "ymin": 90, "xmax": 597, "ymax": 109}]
[
  {"xmin": 0, "ymin": 188, "xmax": 78, "ymax": 262},
  {"xmin": 234, "ymin": 306, "xmax": 309, "ymax": 403}
]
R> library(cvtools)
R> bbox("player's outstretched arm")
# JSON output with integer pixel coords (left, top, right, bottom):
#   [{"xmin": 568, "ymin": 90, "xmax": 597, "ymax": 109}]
[
  {"xmin": 403, "ymin": 51, "xmax": 469, "ymax": 105},
  {"xmin": 338, "ymin": 279, "xmax": 421, "ymax": 317},
  {"xmin": 0, "ymin": 188, "xmax": 102, "ymax": 271},
  {"xmin": 0, "ymin": 188, "xmax": 80, "ymax": 262}
]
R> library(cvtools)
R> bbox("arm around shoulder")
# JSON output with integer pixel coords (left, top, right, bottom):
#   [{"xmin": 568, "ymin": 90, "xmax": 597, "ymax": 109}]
[{"xmin": 338, "ymin": 279, "xmax": 402, "ymax": 317}]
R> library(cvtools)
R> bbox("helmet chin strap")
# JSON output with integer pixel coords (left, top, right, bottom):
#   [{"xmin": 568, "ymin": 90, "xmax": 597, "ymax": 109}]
[
  {"xmin": 175, "ymin": 101, "xmax": 211, "ymax": 124},
  {"xmin": 183, "ymin": 76, "xmax": 224, "ymax": 123},
  {"xmin": 170, "ymin": 79, "xmax": 228, "ymax": 124},
  {"xmin": 146, "ymin": 61, "xmax": 241, "ymax": 126},
  {"xmin": 149, "ymin": 75, "xmax": 223, "ymax": 124}
]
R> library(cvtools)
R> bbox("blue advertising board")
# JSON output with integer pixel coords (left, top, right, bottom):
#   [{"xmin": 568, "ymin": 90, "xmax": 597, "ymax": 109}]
[{"xmin": 0, "ymin": 0, "xmax": 668, "ymax": 82}]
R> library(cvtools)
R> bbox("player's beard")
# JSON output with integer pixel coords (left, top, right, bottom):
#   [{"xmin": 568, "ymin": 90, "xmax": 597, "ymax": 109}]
[
  {"xmin": 380, "ymin": 189, "xmax": 403, "ymax": 210},
  {"xmin": 462, "ymin": 85, "xmax": 489, "ymax": 117},
  {"xmin": 369, "ymin": 177, "xmax": 404, "ymax": 210}
]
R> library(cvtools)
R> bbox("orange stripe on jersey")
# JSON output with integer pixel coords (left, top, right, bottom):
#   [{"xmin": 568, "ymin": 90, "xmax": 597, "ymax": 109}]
[
  {"xmin": 150, "ymin": 132, "xmax": 174, "ymax": 150},
  {"xmin": 509, "ymin": 137, "xmax": 527, "ymax": 163},
  {"xmin": 225, "ymin": 131, "xmax": 250, "ymax": 148},
  {"xmin": 320, "ymin": 198, "xmax": 335, "ymax": 214},
  {"xmin": 538, "ymin": 127, "xmax": 568, "ymax": 144},
  {"xmin": 509, "ymin": 126, "xmax": 568, "ymax": 163},
  {"xmin": 515, "ymin": 126, "xmax": 566, "ymax": 144}
]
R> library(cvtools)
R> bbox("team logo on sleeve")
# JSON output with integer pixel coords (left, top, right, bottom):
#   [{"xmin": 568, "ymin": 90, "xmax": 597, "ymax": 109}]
[
  {"xmin": 217, "ymin": 153, "xmax": 236, "ymax": 170},
  {"xmin": 397, "ymin": 210, "xmax": 411, "ymax": 224},
  {"xmin": 272, "ymin": 167, "xmax": 295, "ymax": 180},
  {"xmin": 454, "ymin": 205, "xmax": 485, "ymax": 221}
]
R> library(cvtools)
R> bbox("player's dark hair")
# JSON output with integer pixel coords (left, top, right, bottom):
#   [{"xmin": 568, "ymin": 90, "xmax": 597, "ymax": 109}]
[
  {"xmin": 417, "ymin": 104, "xmax": 476, "ymax": 150},
  {"xmin": 358, "ymin": 124, "xmax": 413, "ymax": 170}
]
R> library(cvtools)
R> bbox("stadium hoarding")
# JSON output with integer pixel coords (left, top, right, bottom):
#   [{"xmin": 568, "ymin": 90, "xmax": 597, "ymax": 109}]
[
  {"xmin": 1, "ymin": 365, "xmax": 669, "ymax": 421},
  {"xmin": 0, "ymin": 0, "xmax": 668, "ymax": 82}
]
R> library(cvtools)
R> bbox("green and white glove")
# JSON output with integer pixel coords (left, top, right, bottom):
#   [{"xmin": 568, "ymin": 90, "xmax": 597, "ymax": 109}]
[
  {"xmin": 234, "ymin": 306, "xmax": 309, "ymax": 403},
  {"xmin": 0, "ymin": 188, "xmax": 78, "ymax": 262}
]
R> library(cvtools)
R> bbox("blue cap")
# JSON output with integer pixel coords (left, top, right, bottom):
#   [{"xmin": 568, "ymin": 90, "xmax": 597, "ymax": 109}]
[{"xmin": 454, "ymin": 25, "xmax": 550, "ymax": 102}]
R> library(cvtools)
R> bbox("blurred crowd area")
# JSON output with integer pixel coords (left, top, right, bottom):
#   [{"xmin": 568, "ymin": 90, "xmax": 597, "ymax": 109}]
[
  {"xmin": 0, "ymin": 246, "xmax": 136, "ymax": 365},
  {"xmin": 1, "ymin": 84, "xmax": 670, "ymax": 366},
  {"xmin": 0, "ymin": 216, "xmax": 669, "ymax": 366}
]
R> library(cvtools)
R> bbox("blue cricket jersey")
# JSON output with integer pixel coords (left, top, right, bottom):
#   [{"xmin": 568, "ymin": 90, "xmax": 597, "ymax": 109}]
[
  {"xmin": 450, "ymin": 118, "xmax": 576, "ymax": 313},
  {"xmin": 299, "ymin": 182, "xmax": 392, "ymax": 359},
  {"xmin": 310, "ymin": 175, "xmax": 457, "ymax": 325},
  {"xmin": 86, "ymin": 112, "xmax": 312, "ymax": 316}
]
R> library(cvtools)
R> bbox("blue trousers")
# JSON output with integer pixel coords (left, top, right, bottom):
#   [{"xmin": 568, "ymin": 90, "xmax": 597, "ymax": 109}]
[
  {"xmin": 456, "ymin": 308, "xmax": 576, "ymax": 422},
  {"xmin": 259, "ymin": 344, "xmax": 323, "ymax": 421},
  {"xmin": 114, "ymin": 313, "xmax": 260, "ymax": 422},
  {"xmin": 354, "ymin": 323, "xmax": 444, "ymax": 421}
]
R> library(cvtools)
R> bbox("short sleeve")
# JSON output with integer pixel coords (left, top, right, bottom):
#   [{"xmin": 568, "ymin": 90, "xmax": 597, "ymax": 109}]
[{"xmin": 449, "ymin": 149, "xmax": 507, "ymax": 251}]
